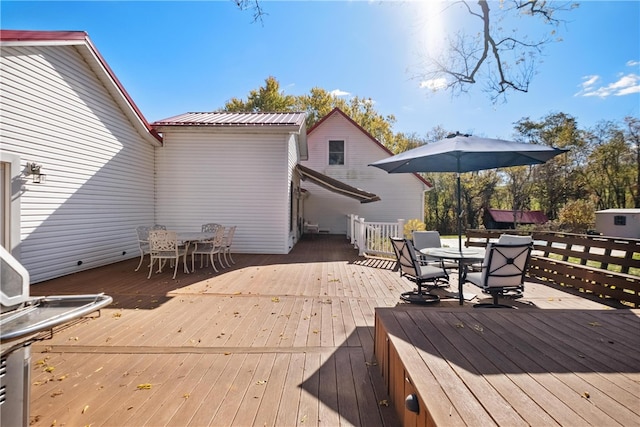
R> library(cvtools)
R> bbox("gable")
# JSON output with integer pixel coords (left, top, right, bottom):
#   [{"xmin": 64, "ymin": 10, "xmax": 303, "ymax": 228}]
[{"xmin": 307, "ymin": 108, "xmax": 431, "ymax": 188}]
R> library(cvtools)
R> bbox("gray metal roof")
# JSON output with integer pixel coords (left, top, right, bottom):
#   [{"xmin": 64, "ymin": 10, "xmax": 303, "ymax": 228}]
[{"xmin": 153, "ymin": 112, "xmax": 306, "ymax": 127}]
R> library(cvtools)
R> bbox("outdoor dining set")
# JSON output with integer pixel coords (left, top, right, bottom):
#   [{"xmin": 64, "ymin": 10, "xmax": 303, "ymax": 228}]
[
  {"xmin": 134, "ymin": 223, "xmax": 237, "ymax": 279},
  {"xmin": 390, "ymin": 231, "xmax": 534, "ymax": 308}
]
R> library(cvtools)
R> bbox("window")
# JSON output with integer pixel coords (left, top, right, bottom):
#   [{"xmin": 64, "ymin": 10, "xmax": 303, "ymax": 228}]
[
  {"xmin": 328, "ymin": 140, "xmax": 344, "ymax": 165},
  {"xmin": 614, "ymin": 215, "xmax": 626, "ymax": 226}
]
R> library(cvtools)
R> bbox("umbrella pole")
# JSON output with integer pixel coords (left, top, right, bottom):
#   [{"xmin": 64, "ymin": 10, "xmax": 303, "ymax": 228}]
[
  {"xmin": 457, "ymin": 173, "xmax": 462, "ymax": 250},
  {"xmin": 457, "ymin": 173, "xmax": 464, "ymax": 306}
]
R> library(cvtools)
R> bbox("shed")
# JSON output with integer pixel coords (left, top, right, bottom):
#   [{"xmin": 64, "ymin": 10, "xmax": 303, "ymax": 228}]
[
  {"xmin": 595, "ymin": 209, "xmax": 640, "ymax": 238},
  {"xmin": 483, "ymin": 209, "xmax": 549, "ymax": 230}
]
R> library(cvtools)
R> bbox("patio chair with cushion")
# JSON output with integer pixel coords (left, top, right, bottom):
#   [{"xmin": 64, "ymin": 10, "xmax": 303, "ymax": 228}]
[
  {"xmin": 191, "ymin": 226, "xmax": 226, "ymax": 272},
  {"xmin": 390, "ymin": 237, "xmax": 447, "ymax": 304},
  {"xmin": 412, "ymin": 230, "xmax": 458, "ymax": 273},
  {"xmin": 464, "ymin": 242, "xmax": 533, "ymax": 308},
  {"xmin": 148, "ymin": 230, "xmax": 188, "ymax": 279}
]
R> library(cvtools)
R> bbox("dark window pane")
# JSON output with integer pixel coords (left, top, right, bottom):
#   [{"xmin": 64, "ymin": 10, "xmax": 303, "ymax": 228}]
[{"xmin": 329, "ymin": 140, "xmax": 344, "ymax": 165}]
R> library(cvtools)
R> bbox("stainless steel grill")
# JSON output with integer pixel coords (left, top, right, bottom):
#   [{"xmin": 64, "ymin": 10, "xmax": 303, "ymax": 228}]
[{"xmin": 0, "ymin": 246, "xmax": 112, "ymax": 426}]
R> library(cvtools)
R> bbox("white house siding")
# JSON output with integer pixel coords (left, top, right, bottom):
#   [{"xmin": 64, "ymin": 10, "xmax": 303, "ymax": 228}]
[
  {"xmin": 301, "ymin": 112, "xmax": 426, "ymax": 234},
  {"xmin": 0, "ymin": 44, "xmax": 156, "ymax": 283},
  {"xmin": 155, "ymin": 130, "xmax": 292, "ymax": 254}
]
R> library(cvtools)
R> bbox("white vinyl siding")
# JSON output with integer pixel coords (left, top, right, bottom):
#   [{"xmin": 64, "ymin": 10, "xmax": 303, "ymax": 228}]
[
  {"xmin": 0, "ymin": 44, "xmax": 155, "ymax": 283},
  {"xmin": 155, "ymin": 130, "xmax": 292, "ymax": 254},
  {"xmin": 302, "ymin": 111, "xmax": 426, "ymax": 233}
]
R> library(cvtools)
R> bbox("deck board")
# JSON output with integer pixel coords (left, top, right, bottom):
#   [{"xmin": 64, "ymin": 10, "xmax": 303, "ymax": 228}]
[
  {"xmin": 375, "ymin": 307, "xmax": 640, "ymax": 427},
  {"xmin": 23, "ymin": 234, "xmax": 637, "ymax": 426}
]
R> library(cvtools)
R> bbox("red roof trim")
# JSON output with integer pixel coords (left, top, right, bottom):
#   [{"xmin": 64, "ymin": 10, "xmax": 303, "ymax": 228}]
[
  {"xmin": 308, "ymin": 108, "xmax": 432, "ymax": 188},
  {"xmin": 0, "ymin": 30, "xmax": 162, "ymax": 143}
]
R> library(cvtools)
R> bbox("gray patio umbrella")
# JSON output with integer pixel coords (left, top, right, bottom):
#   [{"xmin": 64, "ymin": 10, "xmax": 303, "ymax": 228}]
[{"xmin": 369, "ymin": 132, "xmax": 568, "ymax": 249}]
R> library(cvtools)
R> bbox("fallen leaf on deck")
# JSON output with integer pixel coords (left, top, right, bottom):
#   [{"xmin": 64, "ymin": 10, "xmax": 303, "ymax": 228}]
[
  {"xmin": 112, "ymin": 313, "xmax": 122, "ymax": 318},
  {"xmin": 582, "ymin": 391, "xmax": 590, "ymax": 398},
  {"xmin": 137, "ymin": 383, "xmax": 152, "ymax": 390},
  {"xmin": 256, "ymin": 380, "xmax": 267, "ymax": 385},
  {"xmin": 271, "ymin": 297, "xmax": 280, "ymax": 302},
  {"xmin": 50, "ymin": 390, "xmax": 64, "ymax": 398},
  {"xmin": 45, "ymin": 366, "xmax": 55, "ymax": 373},
  {"xmin": 95, "ymin": 367, "xmax": 103, "ymax": 373},
  {"xmin": 588, "ymin": 321, "xmax": 601, "ymax": 327},
  {"xmin": 183, "ymin": 393, "xmax": 190, "ymax": 399},
  {"xmin": 57, "ymin": 375, "xmax": 68, "ymax": 381},
  {"xmin": 379, "ymin": 400, "xmax": 389, "ymax": 406},
  {"xmin": 82, "ymin": 405, "xmax": 89, "ymax": 414}
]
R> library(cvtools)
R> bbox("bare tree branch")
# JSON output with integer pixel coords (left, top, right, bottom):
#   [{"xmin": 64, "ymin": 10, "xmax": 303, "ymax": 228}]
[{"xmin": 415, "ymin": 0, "xmax": 577, "ymax": 102}]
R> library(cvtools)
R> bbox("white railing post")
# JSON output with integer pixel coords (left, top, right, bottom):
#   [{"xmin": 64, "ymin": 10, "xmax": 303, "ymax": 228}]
[
  {"xmin": 357, "ymin": 217, "xmax": 366, "ymax": 256},
  {"xmin": 397, "ymin": 219, "xmax": 405, "ymax": 239}
]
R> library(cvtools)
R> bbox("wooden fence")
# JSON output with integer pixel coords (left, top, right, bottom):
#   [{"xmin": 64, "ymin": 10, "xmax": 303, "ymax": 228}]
[{"xmin": 466, "ymin": 229, "xmax": 640, "ymax": 308}]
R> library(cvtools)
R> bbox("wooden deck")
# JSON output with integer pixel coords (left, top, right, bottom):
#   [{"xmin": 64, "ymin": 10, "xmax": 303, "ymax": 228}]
[{"xmin": 25, "ymin": 234, "xmax": 634, "ymax": 426}]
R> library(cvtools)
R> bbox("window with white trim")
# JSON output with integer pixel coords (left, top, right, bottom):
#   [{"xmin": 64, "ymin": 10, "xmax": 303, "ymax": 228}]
[{"xmin": 328, "ymin": 140, "xmax": 345, "ymax": 165}]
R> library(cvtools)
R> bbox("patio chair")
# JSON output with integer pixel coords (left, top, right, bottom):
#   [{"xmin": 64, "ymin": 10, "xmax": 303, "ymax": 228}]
[
  {"xmin": 389, "ymin": 237, "xmax": 447, "ymax": 304},
  {"xmin": 191, "ymin": 226, "xmax": 226, "ymax": 272},
  {"xmin": 471, "ymin": 233, "xmax": 534, "ymax": 271},
  {"xmin": 412, "ymin": 230, "xmax": 458, "ymax": 273},
  {"xmin": 201, "ymin": 223, "xmax": 222, "ymax": 233},
  {"xmin": 464, "ymin": 242, "xmax": 533, "ymax": 308},
  {"xmin": 134, "ymin": 226, "xmax": 152, "ymax": 271},
  {"xmin": 221, "ymin": 226, "xmax": 236, "ymax": 267},
  {"xmin": 148, "ymin": 230, "xmax": 188, "ymax": 279}
]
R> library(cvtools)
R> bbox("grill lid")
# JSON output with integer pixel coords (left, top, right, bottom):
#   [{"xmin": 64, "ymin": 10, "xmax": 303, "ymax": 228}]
[{"xmin": 0, "ymin": 246, "xmax": 29, "ymax": 311}]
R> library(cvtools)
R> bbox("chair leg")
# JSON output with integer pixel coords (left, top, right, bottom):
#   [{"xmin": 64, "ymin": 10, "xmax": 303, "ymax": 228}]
[
  {"xmin": 209, "ymin": 253, "xmax": 219, "ymax": 273},
  {"xmin": 147, "ymin": 258, "xmax": 155, "ymax": 279},
  {"xmin": 226, "ymin": 249, "xmax": 235, "ymax": 265},
  {"xmin": 135, "ymin": 252, "xmax": 145, "ymax": 271},
  {"xmin": 218, "ymin": 252, "xmax": 227, "ymax": 268},
  {"xmin": 172, "ymin": 257, "xmax": 179, "ymax": 279}
]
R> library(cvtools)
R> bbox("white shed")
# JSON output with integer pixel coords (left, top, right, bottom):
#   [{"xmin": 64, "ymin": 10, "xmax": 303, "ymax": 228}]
[{"xmin": 595, "ymin": 209, "xmax": 640, "ymax": 238}]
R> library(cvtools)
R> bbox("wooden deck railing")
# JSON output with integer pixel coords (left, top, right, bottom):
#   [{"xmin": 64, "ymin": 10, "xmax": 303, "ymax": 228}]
[{"xmin": 466, "ymin": 229, "xmax": 640, "ymax": 308}]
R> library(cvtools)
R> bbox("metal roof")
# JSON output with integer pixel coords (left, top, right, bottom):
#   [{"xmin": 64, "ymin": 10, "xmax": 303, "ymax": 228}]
[
  {"xmin": 153, "ymin": 112, "xmax": 306, "ymax": 127},
  {"xmin": 486, "ymin": 209, "xmax": 549, "ymax": 224}
]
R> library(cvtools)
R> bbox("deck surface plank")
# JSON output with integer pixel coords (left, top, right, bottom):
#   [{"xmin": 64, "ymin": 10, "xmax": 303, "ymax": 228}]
[{"xmin": 24, "ymin": 235, "xmax": 638, "ymax": 427}]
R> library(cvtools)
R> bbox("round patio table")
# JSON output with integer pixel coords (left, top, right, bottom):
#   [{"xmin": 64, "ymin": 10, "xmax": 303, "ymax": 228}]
[{"xmin": 420, "ymin": 247, "xmax": 485, "ymax": 305}]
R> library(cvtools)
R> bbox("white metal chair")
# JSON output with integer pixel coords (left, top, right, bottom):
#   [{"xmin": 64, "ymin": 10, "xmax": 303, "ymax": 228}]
[
  {"xmin": 201, "ymin": 223, "xmax": 222, "ymax": 233},
  {"xmin": 390, "ymin": 237, "xmax": 447, "ymax": 304},
  {"xmin": 465, "ymin": 242, "xmax": 533, "ymax": 308},
  {"xmin": 134, "ymin": 226, "xmax": 152, "ymax": 271},
  {"xmin": 191, "ymin": 226, "xmax": 226, "ymax": 272},
  {"xmin": 221, "ymin": 226, "xmax": 236, "ymax": 267},
  {"xmin": 147, "ymin": 230, "xmax": 188, "ymax": 279}
]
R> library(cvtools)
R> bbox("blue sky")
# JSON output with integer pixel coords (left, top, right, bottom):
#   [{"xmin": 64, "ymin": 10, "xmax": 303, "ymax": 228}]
[{"xmin": 2, "ymin": 1, "xmax": 639, "ymax": 139}]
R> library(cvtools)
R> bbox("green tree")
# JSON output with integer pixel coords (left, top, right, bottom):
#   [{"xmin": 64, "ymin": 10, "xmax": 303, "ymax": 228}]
[
  {"xmin": 513, "ymin": 112, "xmax": 581, "ymax": 219},
  {"xmin": 558, "ymin": 199, "xmax": 596, "ymax": 233},
  {"xmin": 224, "ymin": 76, "xmax": 296, "ymax": 112}
]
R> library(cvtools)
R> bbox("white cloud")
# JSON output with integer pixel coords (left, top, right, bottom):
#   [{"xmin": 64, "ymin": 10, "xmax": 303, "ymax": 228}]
[
  {"xmin": 577, "ymin": 60, "xmax": 640, "ymax": 98},
  {"xmin": 330, "ymin": 89, "xmax": 350, "ymax": 97},
  {"xmin": 419, "ymin": 78, "xmax": 447, "ymax": 91},
  {"xmin": 576, "ymin": 73, "xmax": 640, "ymax": 98}
]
